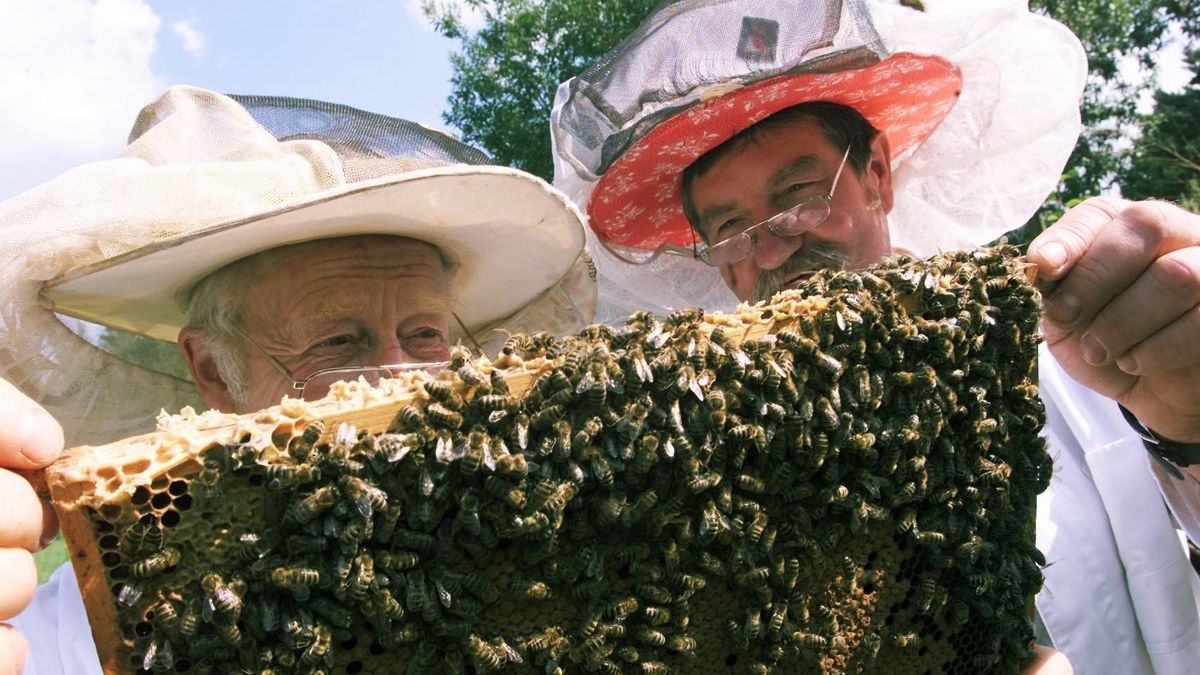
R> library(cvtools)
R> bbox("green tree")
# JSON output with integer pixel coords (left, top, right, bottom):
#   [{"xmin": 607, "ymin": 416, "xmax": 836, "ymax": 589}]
[
  {"xmin": 425, "ymin": 0, "xmax": 661, "ymax": 180},
  {"xmin": 99, "ymin": 328, "xmax": 192, "ymax": 381},
  {"xmin": 1119, "ymin": 51, "xmax": 1200, "ymax": 211}
]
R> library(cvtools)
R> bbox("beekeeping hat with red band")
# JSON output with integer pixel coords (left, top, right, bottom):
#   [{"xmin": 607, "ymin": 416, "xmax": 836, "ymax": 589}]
[
  {"xmin": 0, "ymin": 87, "xmax": 596, "ymax": 444},
  {"xmin": 551, "ymin": 0, "xmax": 1087, "ymax": 317}
]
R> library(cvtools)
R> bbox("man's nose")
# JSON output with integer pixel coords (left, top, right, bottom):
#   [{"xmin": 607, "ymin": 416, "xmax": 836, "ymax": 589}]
[
  {"xmin": 753, "ymin": 227, "xmax": 804, "ymax": 270},
  {"xmin": 372, "ymin": 339, "xmax": 413, "ymax": 366}
]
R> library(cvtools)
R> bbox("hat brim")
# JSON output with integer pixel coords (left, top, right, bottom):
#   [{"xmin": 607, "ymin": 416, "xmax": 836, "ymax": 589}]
[
  {"xmin": 45, "ymin": 165, "xmax": 586, "ymax": 343},
  {"xmin": 588, "ymin": 52, "xmax": 961, "ymax": 249}
]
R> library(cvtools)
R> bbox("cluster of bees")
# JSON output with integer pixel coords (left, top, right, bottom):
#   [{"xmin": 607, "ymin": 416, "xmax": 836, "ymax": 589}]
[{"xmin": 84, "ymin": 245, "xmax": 1049, "ymax": 674}]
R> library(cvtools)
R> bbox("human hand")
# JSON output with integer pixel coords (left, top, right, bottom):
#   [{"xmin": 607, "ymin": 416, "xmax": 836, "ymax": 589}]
[
  {"xmin": 1022, "ymin": 646, "xmax": 1073, "ymax": 674},
  {"xmin": 1029, "ymin": 197, "xmax": 1200, "ymax": 443},
  {"xmin": 0, "ymin": 378, "xmax": 64, "ymax": 675}
]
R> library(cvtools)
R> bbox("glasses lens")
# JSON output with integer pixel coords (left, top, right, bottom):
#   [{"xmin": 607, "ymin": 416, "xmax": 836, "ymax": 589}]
[
  {"xmin": 383, "ymin": 362, "xmax": 447, "ymax": 378},
  {"xmin": 600, "ymin": 240, "xmax": 662, "ymax": 265},
  {"xmin": 301, "ymin": 367, "xmax": 390, "ymax": 401},
  {"xmin": 302, "ymin": 362, "xmax": 449, "ymax": 401},
  {"xmin": 770, "ymin": 200, "xmax": 830, "ymax": 236},
  {"xmin": 702, "ymin": 234, "xmax": 753, "ymax": 267}
]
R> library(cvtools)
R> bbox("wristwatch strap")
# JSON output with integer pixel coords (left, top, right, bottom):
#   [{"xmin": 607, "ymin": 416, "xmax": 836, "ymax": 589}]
[{"xmin": 1119, "ymin": 404, "xmax": 1200, "ymax": 479}]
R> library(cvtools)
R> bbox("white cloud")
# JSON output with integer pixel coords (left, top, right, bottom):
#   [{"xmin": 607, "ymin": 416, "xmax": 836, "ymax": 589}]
[
  {"xmin": 0, "ymin": 0, "xmax": 165, "ymax": 200},
  {"xmin": 406, "ymin": 0, "xmax": 487, "ymax": 35},
  {"xmin": 172, "ymin": 19, "xmax": 205, "ymax": 57}
]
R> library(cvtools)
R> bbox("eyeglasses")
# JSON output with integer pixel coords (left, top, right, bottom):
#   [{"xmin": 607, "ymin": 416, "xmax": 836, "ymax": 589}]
[
  {"xmin": 600, "ymin": 145, "xmax": 851, "ymax": 267},
  {"xmin": 228, "ymin": 314, "xmax": 484, "ymax": 402}
]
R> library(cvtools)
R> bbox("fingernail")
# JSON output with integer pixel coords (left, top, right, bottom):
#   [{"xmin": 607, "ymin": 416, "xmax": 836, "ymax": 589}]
[
  {"xmin": 1047, "ymin": 292, "xmax": 1081, "ymax": 324},
  {"xmin": 18, "ymin": 407, "xmax": 60, "ymax": 464},
  {"xmin": 1037, "ymin": 242, "xmax": 1068, "ymax": 272},
  {"xmin": 1117, "ymin": 354, "xmax": 1140, "ymax": 375},
  {"xmin": 1080, "ymin": 334, "xmax": 1108, "ymax": 366}
]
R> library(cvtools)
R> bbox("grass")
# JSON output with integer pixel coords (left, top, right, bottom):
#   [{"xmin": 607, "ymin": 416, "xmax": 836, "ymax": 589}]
[{"xmin": 34, "ymin": 536, "xmax": 69, "ymax": 584}]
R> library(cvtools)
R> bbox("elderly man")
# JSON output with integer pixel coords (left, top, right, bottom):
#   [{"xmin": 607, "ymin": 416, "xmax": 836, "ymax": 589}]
[
  {"xmin": 552, "ymin": 1, "xmax": 1200, "ymax": 673},
  {"xmin": 0, "ymin": 87, "xmax": 595, "ymax": 673}
]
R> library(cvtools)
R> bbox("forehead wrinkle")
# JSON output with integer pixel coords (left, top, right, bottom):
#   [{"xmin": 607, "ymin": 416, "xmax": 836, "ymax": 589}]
[{"xmin": 767, "ymin": 155, "xmax": 822, "ymax": 190}]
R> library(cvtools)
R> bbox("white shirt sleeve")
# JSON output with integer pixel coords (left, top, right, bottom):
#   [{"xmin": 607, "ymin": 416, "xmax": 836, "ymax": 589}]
[{"xmin": 10, "ymin": 563, "xmax": 102, "ymax": 675}]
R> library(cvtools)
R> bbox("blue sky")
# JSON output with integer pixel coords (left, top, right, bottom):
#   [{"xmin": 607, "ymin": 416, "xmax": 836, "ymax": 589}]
[{"xmin": 0, "ymin": 0, "xmax": 477, "ymax": 200}]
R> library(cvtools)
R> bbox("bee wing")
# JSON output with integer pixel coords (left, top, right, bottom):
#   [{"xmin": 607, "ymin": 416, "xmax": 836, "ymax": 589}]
[
  {"xmin": 334, "ymin": 422, "xmax": 357, "ymax": 446},
  {"xmin": 117, "ymin": 583, "xmax": 143, "ymax": 608},
  {"xmin": 688, "ymin": 374, "xmax": 705, "ymax": 401},
  {"xmin": 732, "ymin": 348, "xmax": 753, "ymax": 368},
  {"xmin": 387, "ymin": 442, "xmax": 413, "ymax": 463},
  {"xmin": 142, "ymin": 640, "xmax": 158, "ymax": 672},
  {"xmin": 574, "ymin": 369, "xmax": 596, "ymax": 394},
  {"xmin": 635, "ymin": 356, "xmax": 654, "ymax": 383},
  {"xmin": 435, "ymin": 580, "xmax": 453, "ymax": 608},
  {"xmin": 481, "ymin": 440, "xmax": 496, "ymax": 472},
  {"xmin": 663, "ymin": 437, "xmax": 676, "ymax": 459},
  {"xmin": 436, "ymin": 434, "xmax": 460, "ymax": 464},
  {"xmin": 501, "ymin": 642, "xmax": 524, "ymax": 664},
  {"xmin": 669, "ymin": 400, "xmax": 683, "ymax": 431},
  {"xmin": 488, "ymin": 409, "xmax": 509, "ymax": 424},
  {"xmin": 605, "ymin": 371, "xmax": 625, "ymax": 395},
  {"xmin": 515, "ymin": 420, "xmax": 529, "ymax": 450}
]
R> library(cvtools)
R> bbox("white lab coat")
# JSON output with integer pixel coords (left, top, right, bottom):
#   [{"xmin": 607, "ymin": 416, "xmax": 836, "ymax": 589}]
[{"xmin": 14, "ymin": 348, "xmax": 1200, "ymax": 674}]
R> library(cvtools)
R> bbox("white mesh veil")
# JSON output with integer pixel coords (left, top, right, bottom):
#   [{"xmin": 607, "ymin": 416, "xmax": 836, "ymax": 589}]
[
  {"xmin": 552, "ymin": 0, "xmax": 1088, "ymax": 322},
  {"xmin": 0, "ymin": 87, "xmax": 596, "ymax": 446}
]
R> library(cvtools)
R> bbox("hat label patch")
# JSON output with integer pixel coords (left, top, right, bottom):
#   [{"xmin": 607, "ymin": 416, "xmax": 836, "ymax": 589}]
[{"xmin": 737, "ymin": 17, "xmax": 779, "ymax": 63}]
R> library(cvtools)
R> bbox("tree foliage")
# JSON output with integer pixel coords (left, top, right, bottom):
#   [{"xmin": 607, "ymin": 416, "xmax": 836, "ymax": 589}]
[
  {"xmin": 425, "ymin": 0, "xmax": 661, "ymax": 180},
  {"xmin": 430, "ymin": 0, "xmax": 1198, "ymax": 225},
  {"xmin": 1119, "ymin": 51, "xmax": 1200, "ymax": 211},
  {"xmin": 99, "ymin": 328, "xmax": 192, "ymax": 381}
]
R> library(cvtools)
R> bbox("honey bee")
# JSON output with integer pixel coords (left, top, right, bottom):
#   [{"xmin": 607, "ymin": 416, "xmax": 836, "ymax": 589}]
[
  {"xmin": 392, "ymin": 528, "xmax": 436, "ymax": 552},
  {"xmin": 201, "ymin": 572, "xmax": 243, "ymax": 622},
  {"xmin": 121, "ymin": 518, "xmax": 164, "ymax": 557},
  {"xmin": 284, "ymin": 485, "xmax": 337, "ymax": 524},
  {"xmin": 299, "ymin": 624, "xmax": 332, "ymax": 669},
  {"xmin": 426, "ymin": 401, "xmax": 464, "ymax": 429},
  {"xmin": 350, "ymin": 552, "xmax": 376, "ymax": 601},
  {"xmin": 494, "ymin": 451, "xmax": 527, "ymax": 480},
  {"xmin": 150, "ymin": 595, "xmax": 180, "ymax": 634},
  {"xmin": 132, "ymin": 546, "xmax": 180, "ymax": 578},
  {"xmin": 575, "ymin": 360, "xmax": 611, "ymax": 410},
  {"xmin": 458, "ymin": 430, "xmax": 488, "ymax": 474},
  {"xmin": 178, "ymin": 599, "xmax": 199, "ymax": 637},
  {"xmin": 140, "ymin": 637, "xmax": 174, "ymax": 672},
  {"xmin": 793, "ymin": 631, "xmax": 828, "ymax": 649},
  {"xmin": 272, "ymin": 566, "xmax": 320, "ymax": 601},
  {"xmin": 531, "ymin": 403, "xmax": 566, "ymax": 430}
]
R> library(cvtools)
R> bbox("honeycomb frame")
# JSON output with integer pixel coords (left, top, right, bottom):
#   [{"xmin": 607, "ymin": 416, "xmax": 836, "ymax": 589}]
[{"xmin": 46, "ymin": 246, "xmax": 1050, "ymax": 674}]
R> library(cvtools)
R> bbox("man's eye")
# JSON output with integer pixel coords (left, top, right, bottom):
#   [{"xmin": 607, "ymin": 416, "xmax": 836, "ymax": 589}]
[
  {"xmin": 714, "ymin": 218, "xmax": 745, "ymax": 237},
  {"xmin": 408, "ymin": 328, "xmax": 446, "ymax": 342},
  {"xmin": 313, "ymin": 335, "xmax": 353, "ymax": 349}
]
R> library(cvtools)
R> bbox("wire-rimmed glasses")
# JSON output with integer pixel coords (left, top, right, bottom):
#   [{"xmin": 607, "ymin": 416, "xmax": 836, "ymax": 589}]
[
  {"xmin": 228, "ymin": 315, "xmax": 484, "ymax": 402},
  {"xmin": 601, "ymin": 145, "xmax": 851, "ymax": 267}
]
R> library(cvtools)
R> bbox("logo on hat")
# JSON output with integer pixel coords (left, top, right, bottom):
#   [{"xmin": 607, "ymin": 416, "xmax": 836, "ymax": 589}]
[{"xmin": 737, "ymin": 17, "xmax": 779, "ymax": 62}]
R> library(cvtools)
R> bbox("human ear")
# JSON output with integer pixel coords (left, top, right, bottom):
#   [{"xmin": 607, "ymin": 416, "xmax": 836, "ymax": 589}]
[
  {"xmin": 178, "ymin": 327, "xmax": 238, "ymax": 413},
  {"xmin": 867, "ymin": 134, "xmax": 896, "ymax": 215}
]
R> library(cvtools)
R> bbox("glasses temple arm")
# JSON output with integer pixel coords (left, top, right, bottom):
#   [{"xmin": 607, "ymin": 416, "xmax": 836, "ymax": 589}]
[
  {"xmin": 453, "ymin": 312, "xmax": 488, "ymax": 359},
  {"xmin": 829, "ymin": 145, "xmax": 852, "ymax": 199},
  {"xmin": 228, "ymin": 322, "xmax": 306, "ymax": 390}
]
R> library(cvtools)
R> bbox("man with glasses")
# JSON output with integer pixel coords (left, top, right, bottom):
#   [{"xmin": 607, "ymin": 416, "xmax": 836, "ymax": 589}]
[
  {"xmin": 553, "ymin": 1, "xmax": 1200, "ymax": 673},
  {"xmin": 0, "ymin": 87, "xmax": 595, "ymax": 673}
]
